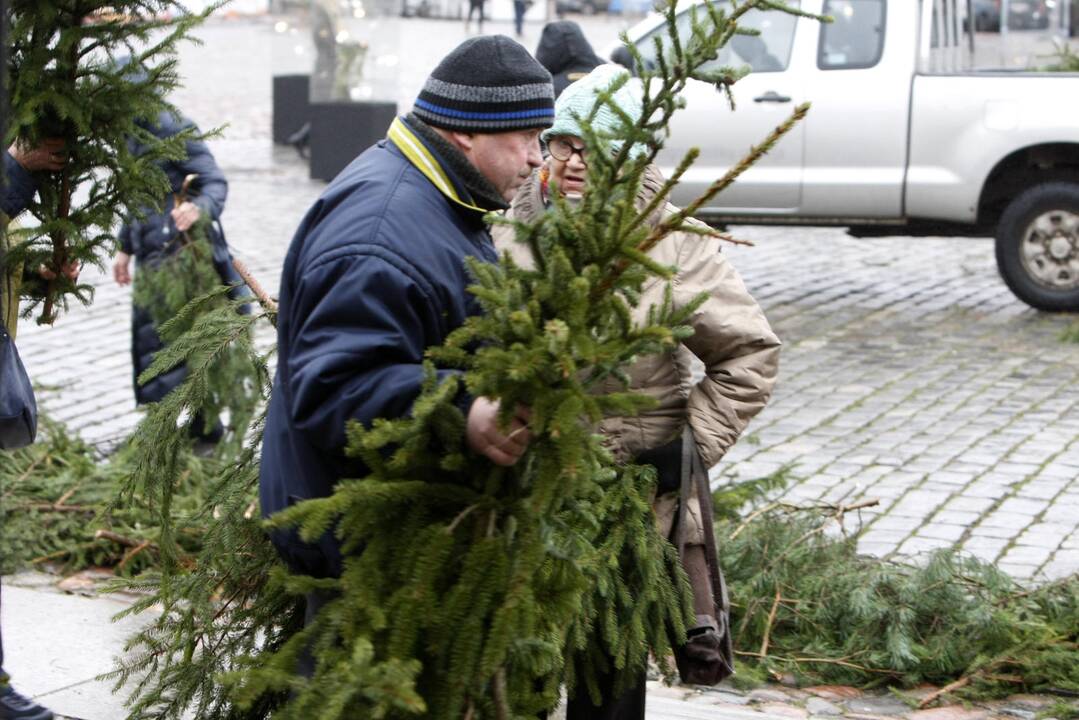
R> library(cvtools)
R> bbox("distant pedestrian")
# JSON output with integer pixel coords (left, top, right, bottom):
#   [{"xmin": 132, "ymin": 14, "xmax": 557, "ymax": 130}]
[
  {"xmin": 465, "ymin": 0, "xmax": 486, "ymax": 32},
  {"xmin": 513, "ymin": 0, "xmax": 528, "ymax": 36},
  {"xmin": 534, "ymin": 20, "xmax": 605, "ymax": 97}
]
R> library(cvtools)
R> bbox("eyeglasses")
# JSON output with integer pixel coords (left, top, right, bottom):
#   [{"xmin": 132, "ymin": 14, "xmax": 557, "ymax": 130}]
[{"xmin": 546, "ymin": 136, "xmax": 588, "ymax": 164}]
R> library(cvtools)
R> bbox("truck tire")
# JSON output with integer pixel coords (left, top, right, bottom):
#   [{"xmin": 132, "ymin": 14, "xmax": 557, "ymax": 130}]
[{"xmin": 995, "ymin": 182, "xmax": 1079, "ymax": 312}]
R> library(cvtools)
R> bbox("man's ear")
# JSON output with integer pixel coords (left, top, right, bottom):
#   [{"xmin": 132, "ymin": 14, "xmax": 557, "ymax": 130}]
[{"xmin": 447, "ymin": 131, "xmax": 475, "ymax": 154}]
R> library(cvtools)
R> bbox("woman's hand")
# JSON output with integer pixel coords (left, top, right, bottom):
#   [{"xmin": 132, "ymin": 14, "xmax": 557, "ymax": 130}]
[
  {"xmin": 171, "ymin": 201, "xmax": 201, "ymax": 232},
  {"xmin": 113, "ymin": 251, "xmax": 132, "ymax": 286}
]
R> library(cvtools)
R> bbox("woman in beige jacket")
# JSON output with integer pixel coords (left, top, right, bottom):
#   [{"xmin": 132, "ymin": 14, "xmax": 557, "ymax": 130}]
[{"xmin": 491, "ymin": 64, "xmax": 781, "ymax": 719}]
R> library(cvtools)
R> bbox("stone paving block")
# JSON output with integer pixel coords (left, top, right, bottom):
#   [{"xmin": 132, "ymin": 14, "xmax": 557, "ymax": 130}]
[
  {"xmin": 917, "ymin": 523, "xmax": 966, "ymax": 542},
  {"xmin": 931, "ymin": 509, "xmax": 982, "ymax": 525},
  {"xmin": 857, "ymin": 541, "xmax": 898, "ymax": 558},
  {"xmin": 897, "ymin": 536, "xmax": 954, "ymax": 556},
  {"xmin": 996, "ymin": 497, "xmax": 1049, "ymax": 516},
  {"xmin": 1015, "ymin": 522, "xmax": 1073, "ymax": 547},
  {"xmin": 1040, "ymin": 557, "xmax": 1079, "ymax": 581},
  {"xmin": 997, "ymin": 562, "xmax": 1038, "ymax": 580},
  {"xmin": 1017, "ymin": 480, "xmax": 1069, "ymax": 501},
  {"xmin": 999, "ymin": 545, "xmax": 1054, "ymax": 566},
  {"xmin": 940, "ymin": 498, "xmax": 996, "ymax": 515}
]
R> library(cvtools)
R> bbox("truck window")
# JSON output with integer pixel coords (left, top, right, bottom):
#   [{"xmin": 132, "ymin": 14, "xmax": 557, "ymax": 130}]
[
  {"xmin": 635, "ymin": 2, "xmax": 801, "ymax": 74},
  {"xmin": 818, "ymin": 0, "xmax": 886, "ymax": 70}
]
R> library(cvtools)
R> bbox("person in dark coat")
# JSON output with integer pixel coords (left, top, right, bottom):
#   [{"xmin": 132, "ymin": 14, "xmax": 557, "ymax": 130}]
[
  {"xmin": 111, "ymin": 110, "xmax": 247, "ymax": 428},
  {"xmin": 259, "ymin": 35, "xmax": 554, "ymax": 584},
  {"xmin": 534, "ymin": 20, "xmax": 605, "ymax": 97}
]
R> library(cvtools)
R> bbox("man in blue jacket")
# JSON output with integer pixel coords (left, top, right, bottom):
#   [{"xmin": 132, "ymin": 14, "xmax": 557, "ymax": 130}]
[{"xmin": 260, "ymin": 35, "xmax": 555, "ymax": 581}]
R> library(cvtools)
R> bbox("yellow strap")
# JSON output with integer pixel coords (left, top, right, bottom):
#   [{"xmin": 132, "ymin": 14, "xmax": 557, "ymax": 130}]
[{"xmin": 387, "ymin": 117, "xmax": 486, "ymax": 214}]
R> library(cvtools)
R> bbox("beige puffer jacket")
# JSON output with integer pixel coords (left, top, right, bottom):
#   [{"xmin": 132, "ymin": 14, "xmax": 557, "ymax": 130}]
[{"xmin": 491, "ymin": 164, "xmax": 781, "ymax": 469}]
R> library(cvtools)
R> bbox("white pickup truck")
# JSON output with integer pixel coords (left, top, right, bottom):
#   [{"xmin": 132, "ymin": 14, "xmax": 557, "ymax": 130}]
[{"xmin": 617, "ymin": 0, "xmax": 1079, "ymax": 311}]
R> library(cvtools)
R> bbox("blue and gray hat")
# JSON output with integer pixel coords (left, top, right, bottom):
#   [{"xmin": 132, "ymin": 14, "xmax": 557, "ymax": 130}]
[{"xmin": 413, "ymin": 35, "xmax": 555, "ymax": 133}]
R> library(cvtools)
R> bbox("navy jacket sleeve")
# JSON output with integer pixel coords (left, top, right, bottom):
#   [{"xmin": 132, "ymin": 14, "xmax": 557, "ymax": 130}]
[
  {"xmin": 2, "ymin": 150, "xmax": 36, "ymax": 217},
  {"xmin": 286, "ymin": 249, "xmax": 462, "ymax": 452},
  {"xmin": 181, "ymin": 137, "xmax": 227, "ymax": 220},
  {"xmin": 148, "ymin": 110, "xmax": 227, "ymax": 220}
]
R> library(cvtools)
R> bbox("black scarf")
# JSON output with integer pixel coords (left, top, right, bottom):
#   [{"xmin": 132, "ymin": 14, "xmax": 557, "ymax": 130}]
[{"xmin": 405, "ymin": 113, "xmax": 509, "ymax": 213}]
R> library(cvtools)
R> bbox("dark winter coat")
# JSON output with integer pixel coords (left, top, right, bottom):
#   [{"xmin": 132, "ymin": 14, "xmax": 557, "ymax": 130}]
[
  {"xmin": 118, "ymin": 110, "xmax": 243, "ymax": 404},
  {"xmin": 535, "ymin": 21, "xmax": 605, "ymax": 98},
  {"xmin": 259, "ymin": 114, "xmax": 501, "ymax": 578}
]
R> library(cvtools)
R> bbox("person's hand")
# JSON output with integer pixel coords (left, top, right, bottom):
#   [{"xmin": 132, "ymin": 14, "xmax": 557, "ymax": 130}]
[
  {"xmin": 113, "ymin": 251, "xmax": 132, "ymax": 286},
  {"xmin": 171, "ymin": 201, "xmax": 201, "ymax": 232},
  {"xmin": 39, "ymin": 261, "xmax": 81, "ymax": 282},
  {"xmin": 8, "ymin": 138, "xmax": 67, "ymax": 172},
  {"xmin": 466, "ymin": 397, "xmax": 532, "ymax": 466}
]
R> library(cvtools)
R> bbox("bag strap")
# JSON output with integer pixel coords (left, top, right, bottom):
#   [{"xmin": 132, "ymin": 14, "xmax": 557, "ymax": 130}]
[
  {"xmin": 677, "ymin": 426, "xmax": 694, "ymax": 558},
  {"xmin": 681, "ymin": 425, "xmax": 734, "ymax": 661}
]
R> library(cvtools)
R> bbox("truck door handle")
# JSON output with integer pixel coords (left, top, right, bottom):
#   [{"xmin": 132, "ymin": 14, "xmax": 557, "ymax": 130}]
[{"xmin": 754, "ymin": 91, "xmax": 791, "ymax": 103}]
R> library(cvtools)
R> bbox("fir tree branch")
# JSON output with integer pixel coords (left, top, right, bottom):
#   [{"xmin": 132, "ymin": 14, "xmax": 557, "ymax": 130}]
[{"xmin": 593, "ymin": 102, "xmax": 810, "ymax": 300}]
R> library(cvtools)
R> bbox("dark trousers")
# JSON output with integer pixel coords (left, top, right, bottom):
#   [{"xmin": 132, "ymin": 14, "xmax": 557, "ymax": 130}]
[
  {"xmin": 561, "ymin": 668, "xmax": 646, "ymax": 720},
  {"xmin": 301, "ymin": 588, "xmax": 646, "ymax": 718},
  {"xmin": 298, "ymin": 589, "xmax": 336, "ymax": 678},
  {"xmin": 513, "ymin": 0, "xmax": 526, "ymax": 34},
  {"xmin": 467, "ymin": 0, "xmax": 485, "ymax": 24}
]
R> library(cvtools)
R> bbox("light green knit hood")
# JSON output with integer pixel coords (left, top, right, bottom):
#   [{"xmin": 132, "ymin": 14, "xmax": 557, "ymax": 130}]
[{"xmin": 541, "ymin": 63, "xmax": 647, "ymax": 159}]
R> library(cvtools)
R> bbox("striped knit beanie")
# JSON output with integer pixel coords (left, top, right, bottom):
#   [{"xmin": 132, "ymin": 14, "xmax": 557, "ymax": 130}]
[
  {"xmin": 414, "ymin": 35, "xmax": 555, "ymax": 133},
  {"xmin": 542, "ymin": 64, "xmax": 647, "ymax": 158}
]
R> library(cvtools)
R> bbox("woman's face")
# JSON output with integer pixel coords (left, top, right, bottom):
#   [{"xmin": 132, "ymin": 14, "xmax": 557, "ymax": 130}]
[{"xmin": 545, "ymin": 135, "xmax": 589, "ymax": 197}]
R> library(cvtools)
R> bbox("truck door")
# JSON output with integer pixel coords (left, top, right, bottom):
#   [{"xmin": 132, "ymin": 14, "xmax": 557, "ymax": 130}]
[
  {"xmin": 634, "ymin": 2, "xmax": 808, "ymax": 213},
  {"xmin": 799, "ymin": 0, "xmax": 913, "ymax": 218}
]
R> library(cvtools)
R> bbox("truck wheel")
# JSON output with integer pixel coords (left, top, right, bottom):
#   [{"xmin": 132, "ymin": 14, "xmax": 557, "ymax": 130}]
[{"xmin": 995, "ymin": 182, "xmax": 1079, "ymax": 312}]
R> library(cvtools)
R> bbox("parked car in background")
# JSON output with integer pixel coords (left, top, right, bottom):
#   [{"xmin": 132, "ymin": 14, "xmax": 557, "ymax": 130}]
[
  {"xmin": 614, "ymin": 0, "xmax": 1079, "ymax": 311},
  {"xmin": 556, "ymin": 0, "xmax": 611, "ymax": 15},
  {"xmin": 970, "ymin": 0, "xmax": 1051, "ymax": 31}
]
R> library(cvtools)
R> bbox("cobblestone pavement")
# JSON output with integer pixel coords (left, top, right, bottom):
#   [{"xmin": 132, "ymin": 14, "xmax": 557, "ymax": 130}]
[{"xmin": 16, "ymin": 14, "xmax": 1079, "ymax": 585}]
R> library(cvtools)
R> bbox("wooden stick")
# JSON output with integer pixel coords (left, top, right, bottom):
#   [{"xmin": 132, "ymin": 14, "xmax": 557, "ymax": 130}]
[
  {"xmin": 94, "ymin": 529, "xmax": 144, "ymax": 548},
  {"xmin": 20, "ymin": 503, "xmax": 94, "ymax": 513},
  {"xmin": 56, "ymin": 486, "xmax": 79, "ymax": 506},
  {"xmin": 116, "ymin": 540, "xmax": 154, "ymax": 573},
  {"xmin": 918, "ymin": 675, "xmax": 972, "ymax": 708},
  {"xmin": 231, "ymin": 257, "xmax": 277, "ymax": 312},
  {"xmin": 759, "ymin": 585, "xmax": 782, "ymax": 658},
  {"xmin": 728, "ymin": 501, "xmax": 781, "ymax": 540},
  {"xmin": 492, "ymin": 669, "xmax": 510, "ymax": 720}
]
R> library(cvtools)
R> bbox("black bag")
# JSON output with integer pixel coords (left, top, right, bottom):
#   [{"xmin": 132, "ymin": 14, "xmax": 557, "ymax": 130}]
[
  {"xmin": 0, "ymin": 319, "xmax": 37, "ymax": 450},
  {"xmin": 671, "ymin": 427, "xmax": 734, "ymax": 685}
]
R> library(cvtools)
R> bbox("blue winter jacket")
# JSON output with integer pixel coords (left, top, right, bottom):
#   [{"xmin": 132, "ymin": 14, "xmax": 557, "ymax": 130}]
[{"xmin": 260, "ymin": 116, "xmax": 499, "ymax": 577}]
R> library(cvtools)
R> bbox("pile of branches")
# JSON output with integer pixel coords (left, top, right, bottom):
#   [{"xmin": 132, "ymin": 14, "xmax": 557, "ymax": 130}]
[
  {"xmin": 4, "ymin": 420, "xmax": 1077, "ymax": 710},
  {"xmin": 717, "ymin": 492, "xmax": 1079, "ymax": 704},
  {"xmin": 0, "ymin": 418, "xmax": 219, "ymax": 576}
]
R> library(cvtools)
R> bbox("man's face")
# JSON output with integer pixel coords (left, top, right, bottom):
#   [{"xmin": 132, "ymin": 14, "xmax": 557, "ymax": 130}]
[{"xmin": 463, "ymin": 128, "xmax": 544, "ymax": 202}]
